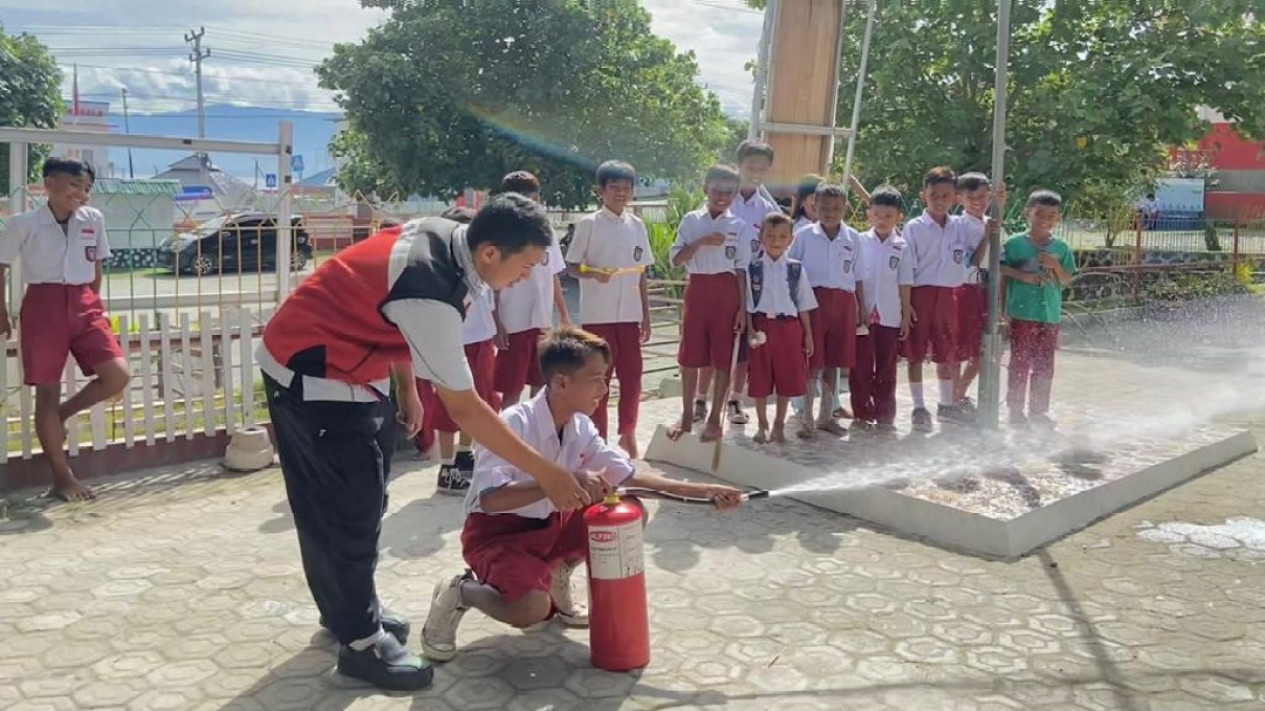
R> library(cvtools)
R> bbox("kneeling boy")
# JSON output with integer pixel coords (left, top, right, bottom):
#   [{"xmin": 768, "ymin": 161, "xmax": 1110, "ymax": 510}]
[{"xmin": 421, "ymin": 326, "xmax": 744, "ymax": 661}]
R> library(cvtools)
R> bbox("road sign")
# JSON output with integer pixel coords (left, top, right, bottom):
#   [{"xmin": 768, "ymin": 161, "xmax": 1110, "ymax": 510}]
[
  {"xmin": 265, "ymin": 174, "xmax": 277, "ymax": 189},
  {"xmin": 291, "ymin": 155, "xmax": 304, "ymax": 173}
]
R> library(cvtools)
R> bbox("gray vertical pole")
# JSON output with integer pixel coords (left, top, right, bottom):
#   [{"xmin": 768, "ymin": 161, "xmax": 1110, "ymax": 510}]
[
  {"xmin": 749, "ymin": 0, "xmax": 777, "ymax": 141},
  {"xmin": 275, "ymin": 121, "xmax": 294, "ymax": 304},
  {"xmin": 979, "ymin": 0, "xmax": 1013, "ymax": 430},
  {"xmin": 839, "ymin": 0, "xmax": 876, "ymax": 188}
]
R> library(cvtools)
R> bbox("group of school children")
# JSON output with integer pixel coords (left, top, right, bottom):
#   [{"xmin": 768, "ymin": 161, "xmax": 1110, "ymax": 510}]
[
  {"xmin": 667, "ymin": 142, "xmax": 1077, "ymax": 443},
  {"xmin": 410, "ymin": 167, "xmax": 746, "ymax": 674}
]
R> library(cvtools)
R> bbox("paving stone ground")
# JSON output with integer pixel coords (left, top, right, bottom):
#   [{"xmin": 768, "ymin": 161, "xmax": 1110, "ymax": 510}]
[{"xmin": 4, "ymin": 299, "xmax": 1265, "ymax": 711}]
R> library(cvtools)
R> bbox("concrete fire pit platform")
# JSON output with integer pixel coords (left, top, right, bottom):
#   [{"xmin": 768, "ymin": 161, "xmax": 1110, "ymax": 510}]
[{"xmin": 641, "ymin": 351, "xmax": 1259, "ymax": 559}]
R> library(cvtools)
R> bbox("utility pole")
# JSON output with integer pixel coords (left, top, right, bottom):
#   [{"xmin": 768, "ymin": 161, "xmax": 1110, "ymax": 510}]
[
  {"xmin": 120, "ymin": 88, "xmax": 135, "ymax": 179},
  {"xmin": 184, "ymin": 27, "xmax": 210, "ymax": 139}
]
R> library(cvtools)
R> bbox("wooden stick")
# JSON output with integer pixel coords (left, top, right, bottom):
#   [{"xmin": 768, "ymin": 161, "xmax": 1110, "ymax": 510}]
[{"xmin": 712, "ymin": 331, "xmax": 743, "ymax": 472}]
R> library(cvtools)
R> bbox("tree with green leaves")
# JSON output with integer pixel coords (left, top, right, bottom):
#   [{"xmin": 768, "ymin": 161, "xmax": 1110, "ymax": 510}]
[
  {"xmin": 0, "ymin": 28, "xmax": 63, "ymax": 196},
  {"xmin": 747, "ymin": 0, "xmax": 1265, "ymax": 213},
  {"xmin": 319, "ymin": 0, "xmax": 732, "ymax": 207}
]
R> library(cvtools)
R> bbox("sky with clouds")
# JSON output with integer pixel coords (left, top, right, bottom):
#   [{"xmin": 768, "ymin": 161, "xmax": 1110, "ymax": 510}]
[{"xmin": 1, "ymin": 0, "xmax": 762, "ymax": 118}]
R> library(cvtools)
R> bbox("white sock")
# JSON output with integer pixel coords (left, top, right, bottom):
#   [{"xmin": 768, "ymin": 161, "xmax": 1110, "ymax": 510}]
[
  {"xmin": 456, "ymin": 444, "xmax": 471, "ymax": 454},
  {"xmin": 939, "ymin": 380, "xmax": 955, "ymax": 405},
  {"xmin": 910, "ymin": 382, "xmax": 925, "ymax": 409},
  {"xmin": 349, "ymin": 627, "xmax": 388, "ymax": 651},
  {"xmin": 442, "ymin": 457, "xmax": 455, "ymax": 466}
]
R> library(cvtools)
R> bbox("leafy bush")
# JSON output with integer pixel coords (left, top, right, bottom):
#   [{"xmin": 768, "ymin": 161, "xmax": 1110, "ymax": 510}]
[{"xmin": 1143, "ymin": 269, "xmax": 1249, "ymax": 302}]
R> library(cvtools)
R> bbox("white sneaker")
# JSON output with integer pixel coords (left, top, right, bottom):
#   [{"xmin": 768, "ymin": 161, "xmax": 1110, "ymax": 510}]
[
  {"xmin": 550, "ymin": 560, "xmax": 589, "ymax": 627},
  {"xmin": 421, "ymin": 571, "xmax": 471, "ymax": 661}
]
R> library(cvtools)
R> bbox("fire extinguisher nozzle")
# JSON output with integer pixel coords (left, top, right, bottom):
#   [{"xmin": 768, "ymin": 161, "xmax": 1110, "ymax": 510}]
[{"xmin": 742, "ymin": 490, "xmax": 770, "ymax": 501}]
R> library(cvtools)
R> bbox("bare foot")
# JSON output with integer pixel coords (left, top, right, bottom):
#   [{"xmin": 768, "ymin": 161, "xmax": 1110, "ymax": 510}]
[
  {"xmin": 619, "ymin": 433, "xmax": 639, "ymax": 460},
  {"xmin": 667, "ymin": 416, "xmax": 692, "ymax": 442},
  {"xmin": 753, "ymin": 428, "xmax": 768, "ymax": 444},
  {"xmin": 51, "ymin": 472, "xmax": 96, "ymax": 502},
  {"xmin": 699, "ymin": 421, "xmax": 723, "ymax": 443},
  {"xmin": 770, "ymin": 424, "xmax": 787, "ymax": 444}
]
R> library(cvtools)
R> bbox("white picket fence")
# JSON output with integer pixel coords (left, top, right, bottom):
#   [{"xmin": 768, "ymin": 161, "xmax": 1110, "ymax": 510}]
[{"xmin": 1, "ymin": 307, "xmax": 268, "ymax": 463}]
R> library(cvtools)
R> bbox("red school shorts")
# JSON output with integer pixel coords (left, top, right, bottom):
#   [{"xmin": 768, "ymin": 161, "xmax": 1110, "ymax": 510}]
[
  {"xmin": 430, "ymin": 339, "xmax": 499, "ymax": 433},
  {"xmin": 954, "ymin": 283, "xmax": 989, "ymax": 361},
  {"xmin": 678, "ymin": 272, "xmax": 741, "ymax": 370},
  {"xmin": 20, "ymin": 283, "xmax": 123, "ymax": 386},
  {"xmin": 494, "ymin": 328, "xmax": 545, "ymax": 395},
  {"xmin": 747, "ymin": 315, "xmax": 809, "ymax": 399},
  {"xmin": 461, "ymin": 510, "xmax": 590, "ymax": 602},
  {"xmin": 809, "ymin": 287, "xmax": 858, "ymax": 370},
  {"xmin": 901, "ymin": 285, "xmax": 958, "ymax": 364}
]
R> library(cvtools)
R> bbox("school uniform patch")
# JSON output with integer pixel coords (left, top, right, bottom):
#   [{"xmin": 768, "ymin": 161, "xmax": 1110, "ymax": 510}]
[
  {"xmin": 84, "ymin": 246, "xmax": 97, "ymax": 261},
  {"xmin": 633, "ymin": 246, "xmax": 644, "ymax": 262},
  {"xmin": 889, "ymin": 255, "xmax": 900, "ymax": 270},
  {"xmin": 724, "ymin": 246, "xmax": 736, "ymax": 259},
  {"xmin": 953, "ymin": 249, "xmax": 965, "ymax": 264},
  {"xmin": 843, "ymin": 259, "xmax": 853, "ymax": 274},
  {"xmin": 750, "ymin": 238, "xmax": 760, "ymax": 254}
]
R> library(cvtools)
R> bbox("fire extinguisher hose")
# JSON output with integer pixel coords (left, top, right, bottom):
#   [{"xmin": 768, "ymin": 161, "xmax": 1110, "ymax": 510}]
[{"xmin": 615, "ymin": 487, "xmax": 770, "ymax": 506}]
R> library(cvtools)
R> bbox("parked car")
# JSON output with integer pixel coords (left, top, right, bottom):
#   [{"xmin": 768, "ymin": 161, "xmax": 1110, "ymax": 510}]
[{"xmin": 157, "ymin": 213, "xmax": 314, "ymax": 275}]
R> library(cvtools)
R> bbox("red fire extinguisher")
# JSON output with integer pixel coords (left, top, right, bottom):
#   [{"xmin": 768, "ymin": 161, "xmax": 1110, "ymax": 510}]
[{"xmin": 585, "ymin": 493, "xmax": 650, "ymax": 672}]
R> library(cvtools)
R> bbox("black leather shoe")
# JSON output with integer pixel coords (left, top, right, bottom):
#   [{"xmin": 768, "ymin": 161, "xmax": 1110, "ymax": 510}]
[{"xmin": 336, "ymin": 635, "xmax": 433, "ymax": 691}]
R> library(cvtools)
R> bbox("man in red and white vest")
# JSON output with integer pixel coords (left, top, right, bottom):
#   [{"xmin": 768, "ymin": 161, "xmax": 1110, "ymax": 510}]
[{"xmin": 258, "ymin": 193, "xmax": 588, "ymax": 691}]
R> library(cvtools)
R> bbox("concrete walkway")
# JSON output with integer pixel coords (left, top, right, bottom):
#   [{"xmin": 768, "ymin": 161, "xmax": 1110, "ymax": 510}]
[{"xmin": 3, "ymin": 408, "xmax": 1265, "ymax": 710}]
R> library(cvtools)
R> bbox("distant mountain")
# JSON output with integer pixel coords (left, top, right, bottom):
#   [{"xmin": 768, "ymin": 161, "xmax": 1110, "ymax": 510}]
[{"xmin": 104, "ymin": 104, "xmax": 341, "ymax": 184}]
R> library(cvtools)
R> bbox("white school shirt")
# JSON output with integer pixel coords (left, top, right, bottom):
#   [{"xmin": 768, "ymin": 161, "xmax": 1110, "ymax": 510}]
[
  {"xmin": 466, "ymin": 390, "xmax": 634, "ymax": 518},
  {"xmin": 904, "ymin": 211, "xmax": 975, "ymax": 288},
  {"xmin": 497, "ymin": 236, "xmax": 565, "ymax": 334},
  {"xmin": 670, "ymin": 207, "xmax": 753, "ymax": 275},
  {"xmin": 793, "ymin": 216, "xmax": 813, "ymax": 235},
  {"xmin": 0, "ymin": 205, "xmax": 111, "ymax": 285},
  {"xmin": 858, "ymin": 229, "xmax": 914, "ymax": 329},
  {"xmin": 788, "ymin": 222, "xmax": 862, "ymax": 291},
  {"xmin": 746, "ymin": 252, "xmax": 818, "ymax": 317},
  {"xmin": 463, "ymin": 288, "xmax": 497, "ymax": 345},
  {"xmin": 565, "ymin": 208, "xmax": 654, "ymax": 325},
  {"xmin": 960, "ymin": 212, "xmax": 988, "ymax": 285},
  {"xmin": 731, "ymin": 189, "xmax": 782, "ymax": 260}
]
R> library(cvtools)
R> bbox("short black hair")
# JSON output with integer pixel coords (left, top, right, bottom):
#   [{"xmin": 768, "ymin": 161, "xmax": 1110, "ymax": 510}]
[
  {"xmin": 814, "ymin": 183, "xmax": 847, "ymax": 202},
  {"xmin": 440, "ymin": 206, "xmax": 476, "ymax": 224},
  {"xmin": 466, "ymin": 192, "xmax": 554, "ymax": 255},
  {"xmin": 870, "ymin": 186, "xmax": 904, "ymax": 210},
  {"xmin": 539, "ymin": 326, "xmax": 611, "ymax": 382},
  {"xmin": 792, "ymin": 174, "xmax": 824, "ymax": 221},
  {"xmin": 1026, "ymin": 189, "xmax": 1063, "ymax": 209},
  {"xmin": 761, "ymin": 211, "xmax": 794, "ymax": 234},
  {"xmin": 704, "ymin": 163, "xmax": 741, "ymax": 187},
  {"xmin": 42, "ymin": 157, "xmax": 95, "ymax": 181},
  {"xmin": 923, "ymin": 166, "xmax": 956, "ymax": 188},
  {"xmin": 500, "ymin": 171, "xmax": 541, "ymax": 197},
  {"xmin": 596, "ymin": 160, "xmax": 637, "ymax": 188},
  {"xmin": 736, "ymin": 140, "xmax": 775, "ymax": 164},
  {"xmin": 956, "ymin": 172, "xmax": 991, "ymax": 192}
]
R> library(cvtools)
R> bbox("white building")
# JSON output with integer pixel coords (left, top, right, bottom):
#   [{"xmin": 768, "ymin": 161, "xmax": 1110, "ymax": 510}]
[{"xmin": 52, "ymin": 100, "xmax": 114, "ymax": 176}]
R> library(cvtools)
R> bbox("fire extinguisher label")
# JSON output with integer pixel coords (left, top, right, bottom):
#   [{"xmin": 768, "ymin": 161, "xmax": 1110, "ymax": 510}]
[{"xmin": 587, "ymin": 521, "xmax": 644, "ymax": 580}]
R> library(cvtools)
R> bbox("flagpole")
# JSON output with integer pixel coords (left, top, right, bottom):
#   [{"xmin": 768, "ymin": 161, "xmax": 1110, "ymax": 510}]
[{"xmin": 979, "ymin": 0, "xmax": 1013, "ymax": 430}]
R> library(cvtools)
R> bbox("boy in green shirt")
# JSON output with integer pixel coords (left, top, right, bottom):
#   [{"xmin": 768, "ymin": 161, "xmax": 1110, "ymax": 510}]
[{"xmin": 1000, "ymin": 190, "xmax": 1075, "ymax": 428}]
